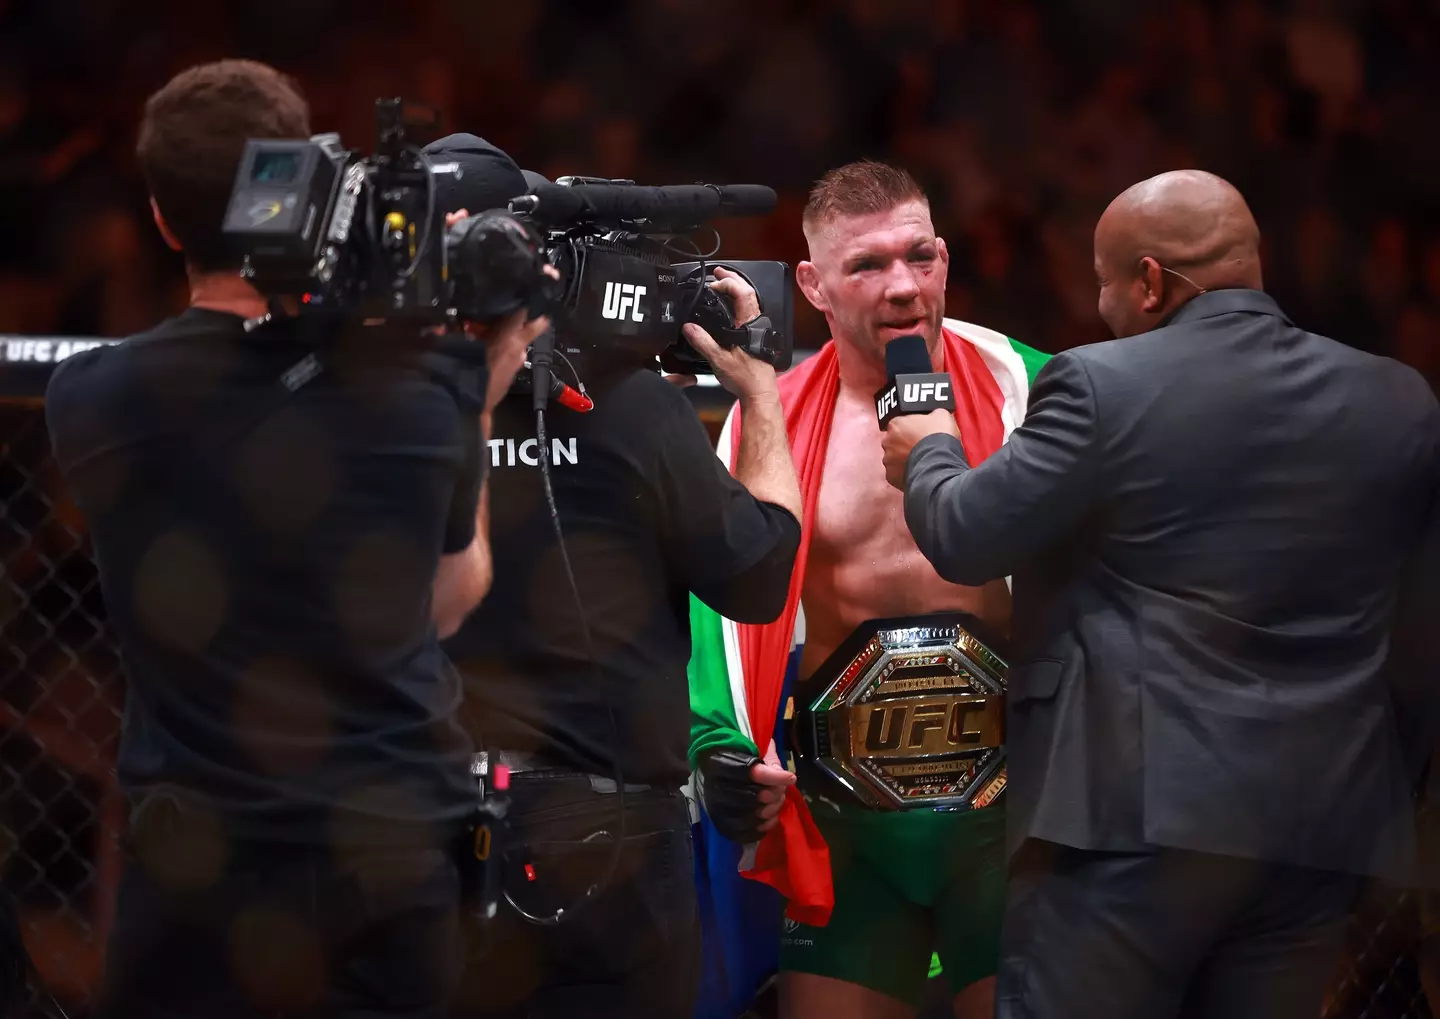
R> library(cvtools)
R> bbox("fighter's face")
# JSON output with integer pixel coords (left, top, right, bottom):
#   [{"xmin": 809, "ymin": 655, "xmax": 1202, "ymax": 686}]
[{"xmin": 799, "ymin": 201, "xmax": 949, "ymax": 362}]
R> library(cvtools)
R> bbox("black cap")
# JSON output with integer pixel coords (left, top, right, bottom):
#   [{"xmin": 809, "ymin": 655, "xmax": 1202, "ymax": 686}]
[
  {"xmin": 520, "ymin": 168, "xmax": 551, "ymax": 193},
  {"xmin": 423, "ymin": 132, "xmax": 528, "ymax": 215}
]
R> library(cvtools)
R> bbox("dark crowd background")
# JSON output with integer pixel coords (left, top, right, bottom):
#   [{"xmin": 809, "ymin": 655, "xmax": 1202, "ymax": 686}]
[
  {"xmin": 2, "ymin": 0, "xmax": 1440, "ymax": 379},
  {"xmin": 3, "ymin": 0, "xmax": 1440, "ymax": 1014}
]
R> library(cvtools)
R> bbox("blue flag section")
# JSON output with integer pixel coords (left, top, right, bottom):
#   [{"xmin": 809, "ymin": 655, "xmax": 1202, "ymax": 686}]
[{"xmin": 693, "ymin": 816, "xmax": 785, "ymax": 1019}]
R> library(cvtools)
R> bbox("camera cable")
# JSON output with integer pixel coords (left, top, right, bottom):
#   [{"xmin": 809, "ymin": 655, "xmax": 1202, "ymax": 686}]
[{"xmin": 500, "ymin": 326, "xmax": 627, "ymax": 926}]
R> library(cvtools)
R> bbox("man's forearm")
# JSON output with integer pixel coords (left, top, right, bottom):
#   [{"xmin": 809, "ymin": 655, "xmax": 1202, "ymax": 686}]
[
  {"xmin": 432, "ymin": 414, "xmax": 494, "ymax": 638},
  {"xmin": 904, "ymin": 434, "xmax": 1005, "ymax": 586},
  {"xmin": 432, "ymin": 478, "xmax": 492, "ymax": 638},
  {"xmin": 903, "ymin": 355, "xmax": 1101, "ymax": 585},
  {"xmin": 733, "ymin": 391, "xmax": 801, "ymax": 521}
]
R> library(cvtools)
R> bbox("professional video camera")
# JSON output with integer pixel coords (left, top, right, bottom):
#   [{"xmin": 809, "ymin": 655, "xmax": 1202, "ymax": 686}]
[{"xmin": 221, "ymin": 99, "xmax": 793, "ymax": 377}]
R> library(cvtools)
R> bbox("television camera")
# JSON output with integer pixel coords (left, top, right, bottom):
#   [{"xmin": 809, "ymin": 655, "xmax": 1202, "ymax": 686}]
[{"xmin": 221, "ymin": 99, "xmax": 793, "ymax": 379}]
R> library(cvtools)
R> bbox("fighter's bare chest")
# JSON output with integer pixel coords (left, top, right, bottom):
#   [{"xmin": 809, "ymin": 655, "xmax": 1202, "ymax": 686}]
[
  {"xmin": 805, "ymin": 405, "xmax": 956, "ymax": 605},
  {"xmin": 795, "ymin": 392, "xmax": 1009, "ymax": 673}
]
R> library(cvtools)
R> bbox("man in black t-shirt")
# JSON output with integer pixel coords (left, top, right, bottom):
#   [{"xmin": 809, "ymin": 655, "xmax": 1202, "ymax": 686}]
[
  {"xmin": 433, "ymin": 146, "xmax": 803, "ymax": 1019},
  {"xmin": 44, "ymin": 62, "xmax": 547, "ymax": 1019}
]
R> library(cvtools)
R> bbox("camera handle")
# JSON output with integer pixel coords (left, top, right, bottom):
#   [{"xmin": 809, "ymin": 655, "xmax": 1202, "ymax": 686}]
[{"xmin": 530, "ymin": 326, "xmax": 556, "ymax": 415}]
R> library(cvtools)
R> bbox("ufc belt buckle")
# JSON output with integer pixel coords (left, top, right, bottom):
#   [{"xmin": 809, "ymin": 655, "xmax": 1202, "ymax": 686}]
[{"xmin": 793, "ymin": 612, "xmax": 1008, "ymax": 811}]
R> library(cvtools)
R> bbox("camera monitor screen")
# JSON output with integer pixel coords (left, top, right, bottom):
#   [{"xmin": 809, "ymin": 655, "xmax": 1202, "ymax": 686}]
[{"xmin": 252, "ymin": 149, "xmax": 303, "ymax": 185}]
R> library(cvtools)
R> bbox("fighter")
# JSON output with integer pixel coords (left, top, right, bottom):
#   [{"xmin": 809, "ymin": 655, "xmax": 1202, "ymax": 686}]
[{"xmin": 687, "ymin": 161, "xmax": 1050, "ymax": 1019}]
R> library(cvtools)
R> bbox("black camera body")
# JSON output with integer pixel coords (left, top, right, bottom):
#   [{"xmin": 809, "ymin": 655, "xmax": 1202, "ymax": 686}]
[
  {"xmin": 222, "ymin": 100, "xmax": 793, "ymax": 376},
  {"xmin": 222, "ymin": 100, "xmax": 448, "ymax": 321},
  {"xmin": 509, "ymin": 232, "xmax": 795, "ymax": 376}
]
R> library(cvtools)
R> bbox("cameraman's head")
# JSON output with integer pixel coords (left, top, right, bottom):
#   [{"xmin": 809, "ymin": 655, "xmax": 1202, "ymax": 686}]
[{"xmin": 138, "ymin": 60, "xmax": 310, "ymax": 285}]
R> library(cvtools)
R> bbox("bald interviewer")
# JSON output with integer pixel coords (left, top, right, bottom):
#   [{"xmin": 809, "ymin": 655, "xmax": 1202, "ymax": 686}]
[{"xmin": 883, "ymin": 170, "xmax": 1440, "ymax": 1019}]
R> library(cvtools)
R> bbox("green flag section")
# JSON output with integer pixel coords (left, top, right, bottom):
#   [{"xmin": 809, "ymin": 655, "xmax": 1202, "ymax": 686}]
[{"xmin": 688, "ymin": 590, "xmax": 758, "ymax": 764}]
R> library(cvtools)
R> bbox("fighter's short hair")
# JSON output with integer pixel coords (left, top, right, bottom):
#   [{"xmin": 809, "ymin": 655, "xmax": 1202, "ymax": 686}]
[{"xmin": 802, "ymin": 160, "xmax": 928, "ymax": 234}]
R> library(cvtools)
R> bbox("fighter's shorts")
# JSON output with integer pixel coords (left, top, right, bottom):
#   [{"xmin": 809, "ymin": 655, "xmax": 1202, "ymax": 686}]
[{"xmin": 778, "ymin": 797, "xmax": 1007, "ymax": 1006}]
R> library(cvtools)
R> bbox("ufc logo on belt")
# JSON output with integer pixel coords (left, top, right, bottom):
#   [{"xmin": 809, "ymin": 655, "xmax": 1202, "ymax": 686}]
[{"xmin": 859, "ymin": 697, "xmax": 1002, "ymax": 755}]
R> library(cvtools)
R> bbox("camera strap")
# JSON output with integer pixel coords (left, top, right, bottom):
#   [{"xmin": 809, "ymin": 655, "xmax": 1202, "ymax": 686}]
[
  {"xmin": 149, "ymin": 314, "xmax": 331, "ymax": 480},
  {"xmin": 713, "ymin": 314, "xmax": 779, "ymax": 359}
]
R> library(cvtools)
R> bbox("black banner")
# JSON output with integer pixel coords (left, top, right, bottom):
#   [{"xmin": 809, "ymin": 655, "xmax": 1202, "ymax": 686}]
[{"xmin": 0, "ymin": 335, "xmax": 118, "ymax": 400}]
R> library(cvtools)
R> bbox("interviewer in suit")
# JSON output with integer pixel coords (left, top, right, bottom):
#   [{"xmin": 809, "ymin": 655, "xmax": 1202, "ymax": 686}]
[{"xmin": 879, "ymin": 170, "xmax": 1440, "ymax": 1019}]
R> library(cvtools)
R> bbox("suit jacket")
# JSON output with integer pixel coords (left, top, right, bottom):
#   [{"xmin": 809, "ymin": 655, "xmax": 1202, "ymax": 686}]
[{"xmin": 905, "ymin": 289, "xmax": 1440, "ymax": 882}]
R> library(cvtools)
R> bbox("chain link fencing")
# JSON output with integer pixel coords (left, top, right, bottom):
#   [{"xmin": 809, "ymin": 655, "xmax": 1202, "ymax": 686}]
[
  {"xmin": 0, "ymin": 389, "xmax": 1435, "ymax": 1019},
  {"xmin": 2, "ymin": 401, "xmax": 125, "ymax": 1018}
]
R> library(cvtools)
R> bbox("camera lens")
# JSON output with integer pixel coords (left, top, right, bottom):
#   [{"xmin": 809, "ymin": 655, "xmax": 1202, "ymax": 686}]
[{"xmin": 445, "ymin": 213, "xmax": 548, "ymax": 324}]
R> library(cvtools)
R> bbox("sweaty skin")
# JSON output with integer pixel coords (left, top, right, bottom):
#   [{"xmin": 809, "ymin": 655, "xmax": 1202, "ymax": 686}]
[
  {"xmin": 788, "ymin": 200, "xmax": 1006, "ymax": 1019},
  {"xmin": 797, "ymin": 201, "xmax": 1011, "ymax": 678},
  {"xmin": 1094, "ymin": 170, "xmax": 1264, "ymax": 338}
]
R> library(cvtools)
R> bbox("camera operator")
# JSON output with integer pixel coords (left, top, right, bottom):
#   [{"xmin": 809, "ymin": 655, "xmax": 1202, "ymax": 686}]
[
  {"xmin": 44, "ymin": 61, "xmax": 548, "ymax": 1019},
  {"xmin": 430, "ymin": 141, "xmax": 803, "ymax": 1019}
]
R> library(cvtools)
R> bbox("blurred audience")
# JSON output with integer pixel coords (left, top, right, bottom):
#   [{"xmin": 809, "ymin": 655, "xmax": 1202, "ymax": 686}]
[{"xmin": 0, "ymin": 0, "xmax": 1435, "ymax": 381}]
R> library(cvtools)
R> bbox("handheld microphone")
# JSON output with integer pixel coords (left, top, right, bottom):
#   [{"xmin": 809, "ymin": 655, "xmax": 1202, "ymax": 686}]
[
  {"xmin": 511, "ymin": 181, "xmax": 777, "ymax": 228},
  {"xmin": 875, "ymin": 334, "xmax": 955, "ymax": 428}
]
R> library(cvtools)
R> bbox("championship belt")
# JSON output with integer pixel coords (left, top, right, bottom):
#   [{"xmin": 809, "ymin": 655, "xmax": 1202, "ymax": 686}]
[{"xmin": 791, "ymin": 612, "xmax": 1008, "ymax": 811}]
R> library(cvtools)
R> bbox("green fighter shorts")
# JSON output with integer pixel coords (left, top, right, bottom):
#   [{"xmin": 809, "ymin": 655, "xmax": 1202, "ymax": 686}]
[{"xmin": 778, "ymin": 798, "xmax": 1007, "ymax": 1007}]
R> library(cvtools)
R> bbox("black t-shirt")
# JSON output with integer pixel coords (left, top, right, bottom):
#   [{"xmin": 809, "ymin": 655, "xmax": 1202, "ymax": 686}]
[
  {"xmin": 443, "ymin": 368, "xmax": 799, "ymax": 786},
  {"xmin": 44, "ymin": 307, "xmax": 485, "ymax": 843}
]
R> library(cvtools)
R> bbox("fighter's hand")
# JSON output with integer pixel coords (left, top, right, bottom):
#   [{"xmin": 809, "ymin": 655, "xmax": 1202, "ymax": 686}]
[
  {"xmin": 750, "ymin": 740, "xmax": 797, "ymax": 835},
  {"xmin": 881, "ymin": 410, "xmax": 959, "ymax": 490},
  {"xmin": 696, "ymin": 744, "xmax": 795, "ymax": 844}
]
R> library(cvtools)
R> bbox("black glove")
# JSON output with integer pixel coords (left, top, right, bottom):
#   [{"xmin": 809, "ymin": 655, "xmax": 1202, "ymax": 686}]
[{"xmin": 695, "ymin": 747, "xmax": 767, "ymax": 844}]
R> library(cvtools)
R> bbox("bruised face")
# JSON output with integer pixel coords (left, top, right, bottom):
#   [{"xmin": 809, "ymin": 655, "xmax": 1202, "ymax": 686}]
[{"xmin": 797, "ymin": 200, "xmax": 949, "ymax": 362}]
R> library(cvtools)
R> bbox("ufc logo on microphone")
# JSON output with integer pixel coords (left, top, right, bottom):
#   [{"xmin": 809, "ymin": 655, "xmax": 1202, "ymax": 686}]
[
  {"xmin": 902, "ymin": 381, "xmax": 950, "ymax": 404},
  {"xmin": 876, "ymin": 387, "xmax": 899, "ymax": 420},
  {"xmin": 601, "ymin": 282, "xmax": 646, "ymax": 322}
]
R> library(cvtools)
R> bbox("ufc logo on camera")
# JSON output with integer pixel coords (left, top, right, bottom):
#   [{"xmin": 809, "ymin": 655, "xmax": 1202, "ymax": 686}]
[
  {"xmin": 601, "ymin": 282, "xmax": 646, "ymax": 323},
  {"xmin": 875, "ymin": 373, "xmax": 955, "ymax": 428}
]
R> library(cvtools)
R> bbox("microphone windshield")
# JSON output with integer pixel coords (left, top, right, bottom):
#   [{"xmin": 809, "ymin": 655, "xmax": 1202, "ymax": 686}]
[
  {"xmin": 717, "ymin": 184, "xmax": 778, "ymax": 217},
  {"xmin": 884, "ymin": 334, "xmax": 931, "ymax": 378}
]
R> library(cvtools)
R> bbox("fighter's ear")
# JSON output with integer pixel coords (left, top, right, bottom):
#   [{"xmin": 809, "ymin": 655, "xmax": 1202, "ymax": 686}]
[
  {"xmin": 796, "ymin": 261, "xmax": 829, "ymax": 314},
  {"xmin": 150, "ymin": 198, "xmax": 182, "ymax": 253}
]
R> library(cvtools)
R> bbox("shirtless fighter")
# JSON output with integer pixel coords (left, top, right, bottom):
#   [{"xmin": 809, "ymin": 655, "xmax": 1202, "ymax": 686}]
[{"xmin": 688, "ymin": 161, "xmax": 1049, "ymax": 1019}]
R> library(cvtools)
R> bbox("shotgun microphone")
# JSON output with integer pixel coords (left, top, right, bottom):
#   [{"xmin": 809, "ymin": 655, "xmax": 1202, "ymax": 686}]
[
  {"xmin": 511, "ymin": 181, "xmax": 776, "ymax": 228},
  {"xmin": 875, "ymin": 334, "xmax": 955, "ymax": 428}
]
